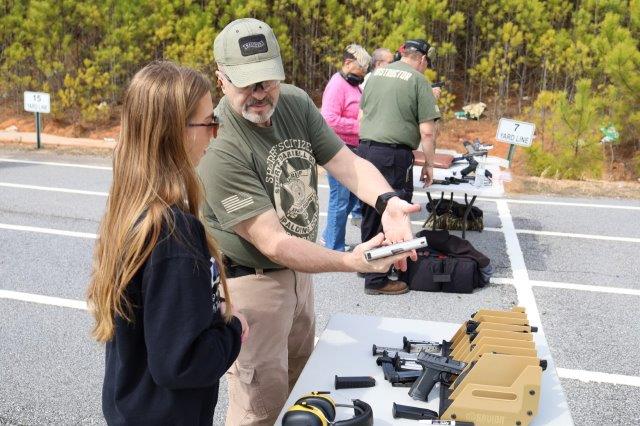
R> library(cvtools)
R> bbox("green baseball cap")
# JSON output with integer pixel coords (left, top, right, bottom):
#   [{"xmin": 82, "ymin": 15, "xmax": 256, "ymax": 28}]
[{"xmin": 213, "ymin": 18, "xmax": 285, "ymax": 88}]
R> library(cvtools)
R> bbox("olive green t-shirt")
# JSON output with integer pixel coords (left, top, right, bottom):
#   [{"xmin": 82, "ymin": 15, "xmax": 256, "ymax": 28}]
[
  {"xmin": 359, "ymin": 61, "xmax": 441, "ymax": 149},
  {"xmin": 198, "ymin": 84, "xmax": 344, "ymax": 269}
]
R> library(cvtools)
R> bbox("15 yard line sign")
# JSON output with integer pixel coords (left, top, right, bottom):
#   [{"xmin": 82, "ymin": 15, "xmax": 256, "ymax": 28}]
[
  {"xmin": 24, "ymin": 91, "xmax": 50, "ymax": 149},
  {"xmin": 24, "ymin": 91, "xmax": 50, "ymax": 114}
]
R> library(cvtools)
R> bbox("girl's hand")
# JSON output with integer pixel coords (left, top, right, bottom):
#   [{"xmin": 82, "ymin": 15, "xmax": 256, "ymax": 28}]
[
  {"xmin": 233, "ymin": 311, "xmax": 250, "ymax": 343},
  {"xmin": 221, "ymin": 303, "xmax": 250, "ymax": 343}
]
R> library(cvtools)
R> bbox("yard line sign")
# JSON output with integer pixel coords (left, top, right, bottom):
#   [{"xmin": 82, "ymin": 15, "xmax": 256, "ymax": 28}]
[
  {"xmin": 23, "ymin": 91, "xmax": 50, "ymax": 149},
  {"xmin": 496, "ymin": 118, "xmax": 535, "ymax": 147}
]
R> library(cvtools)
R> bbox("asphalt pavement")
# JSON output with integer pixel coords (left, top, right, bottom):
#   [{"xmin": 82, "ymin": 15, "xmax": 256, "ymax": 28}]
[{"xmin": 1, "ymin": 148, "xmax": 639, "ymax": 425}]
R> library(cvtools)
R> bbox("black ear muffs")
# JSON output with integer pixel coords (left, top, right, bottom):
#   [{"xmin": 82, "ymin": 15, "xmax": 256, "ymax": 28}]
[{"xmin": 334, "ymin": 399, "xmax": 373, "ymax": 426}]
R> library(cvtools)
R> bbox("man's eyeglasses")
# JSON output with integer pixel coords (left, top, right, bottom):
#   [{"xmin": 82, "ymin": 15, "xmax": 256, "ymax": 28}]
[
  {"xmin": 188, "ymin": 116, "xmax": 219, "ymax": 138},
  {"xmin": 222, "ymin": 72, "xmax": 279, "ymax": 93}
]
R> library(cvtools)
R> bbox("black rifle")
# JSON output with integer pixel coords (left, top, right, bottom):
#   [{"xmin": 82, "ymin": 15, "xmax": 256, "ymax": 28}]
[
  {"xmin": 448, "ymin": 159, "xmax": 493, "ymax": 180},
  {"xmin": 458, "ymin": 155, "xmax": 478, "ymax": 177},
  {"xmin": 408, "ymin": 350, "xmax": 467, "ymax": 401},
  {"xmin": 450, "ymin": 139, "xmax": 494, "ymax": 178},
  {"xmin": 444, "ymin": 176, "xmax": 472, "ymax": 184},
  {"xmin": 432, "ymin": 178, "xmax": 451, "ymax": 185}
]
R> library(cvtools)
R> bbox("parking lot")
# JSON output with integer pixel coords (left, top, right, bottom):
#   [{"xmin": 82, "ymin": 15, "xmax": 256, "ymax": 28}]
[{"xmin": 1, "ymin": 148, "xmax": 639, "ymax": 425}]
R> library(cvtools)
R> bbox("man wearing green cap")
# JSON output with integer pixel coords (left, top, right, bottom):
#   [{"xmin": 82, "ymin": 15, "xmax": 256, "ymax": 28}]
[{"xmin": 198, "ymin": 18, "xmax": 421, "ymax": 425}]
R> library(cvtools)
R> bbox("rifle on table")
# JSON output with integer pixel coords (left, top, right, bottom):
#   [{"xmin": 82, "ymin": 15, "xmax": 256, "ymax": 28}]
[{"xmin": 451, "ymin": 139, "xmax": 493, "ymax": 178}]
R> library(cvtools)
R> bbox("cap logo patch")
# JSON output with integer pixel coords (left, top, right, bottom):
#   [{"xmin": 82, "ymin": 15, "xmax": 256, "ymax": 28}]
[{"xmin": 239, "ymin": 34, "xmax": 268, "ymax": 56}]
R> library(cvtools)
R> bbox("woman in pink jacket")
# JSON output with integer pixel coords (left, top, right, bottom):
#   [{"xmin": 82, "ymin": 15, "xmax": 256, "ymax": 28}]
[{"xmin": 320, "ymin": 45, "xmax": 371, "ymax": 251}]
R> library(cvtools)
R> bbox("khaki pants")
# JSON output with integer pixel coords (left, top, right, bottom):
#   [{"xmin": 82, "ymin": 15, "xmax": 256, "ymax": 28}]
[{"xmin": 224, "ymin": 269, "xmax": 315, "ymax": 426}]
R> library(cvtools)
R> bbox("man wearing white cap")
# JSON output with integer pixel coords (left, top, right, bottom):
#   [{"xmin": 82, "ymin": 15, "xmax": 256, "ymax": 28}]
[{"xmin": 199, "ymin": 18, "xmax": 420, "ymax": 425}]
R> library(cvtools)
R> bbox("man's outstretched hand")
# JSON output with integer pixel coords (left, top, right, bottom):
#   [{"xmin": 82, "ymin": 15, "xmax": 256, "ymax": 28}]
[{"xmin": 380, "ymin": 197, "xmax": 421, "ymax": 271}]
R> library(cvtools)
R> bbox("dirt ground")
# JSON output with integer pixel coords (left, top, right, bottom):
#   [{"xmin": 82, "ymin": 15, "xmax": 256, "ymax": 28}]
[
  {"xmin": 2, "ymin": 107, "xmax": 639, "ymax": 200},
  {"xmin": 0, "ymin": 106, "xmax": 120, "ymax": 140}
]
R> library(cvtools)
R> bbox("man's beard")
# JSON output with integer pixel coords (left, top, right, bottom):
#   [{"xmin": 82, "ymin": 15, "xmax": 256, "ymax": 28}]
[{"xmin": 242, "ymin": 97, "xmax": 275, "ymax": 124}]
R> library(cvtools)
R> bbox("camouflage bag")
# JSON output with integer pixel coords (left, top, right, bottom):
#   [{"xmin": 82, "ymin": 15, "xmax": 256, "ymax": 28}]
[{"xmin": 424, "ymin": 199, "xmax": 483, "ymax": 232}]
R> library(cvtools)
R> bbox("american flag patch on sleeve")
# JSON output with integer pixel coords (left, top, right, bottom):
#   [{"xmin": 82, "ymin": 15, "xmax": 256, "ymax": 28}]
[{"xmin": 221, "ymin": 193, "xmax": 254, "ymax": 213}]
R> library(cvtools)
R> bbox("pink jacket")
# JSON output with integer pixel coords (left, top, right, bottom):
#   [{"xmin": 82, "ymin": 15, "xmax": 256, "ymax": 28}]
[{"xmin": 320, "ymin": 73, "xmax": 361, "ymax": 147}]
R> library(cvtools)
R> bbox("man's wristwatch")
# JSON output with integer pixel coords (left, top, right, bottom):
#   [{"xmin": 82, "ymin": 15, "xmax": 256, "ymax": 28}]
[{"xmin": 375, "ymin": 191, "xmax": 402, "ymax": 216}]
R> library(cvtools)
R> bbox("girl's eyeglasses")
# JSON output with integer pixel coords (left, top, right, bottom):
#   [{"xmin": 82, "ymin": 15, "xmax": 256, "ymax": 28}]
[{"xmin": 188, "ymin": 116, "xmax": 220, "ymax": 138}]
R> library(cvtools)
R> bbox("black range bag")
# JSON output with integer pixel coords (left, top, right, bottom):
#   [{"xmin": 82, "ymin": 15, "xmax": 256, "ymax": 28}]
[{"xmin": 403, "ymin": 230, "xmax": 493, "ymax": 293}]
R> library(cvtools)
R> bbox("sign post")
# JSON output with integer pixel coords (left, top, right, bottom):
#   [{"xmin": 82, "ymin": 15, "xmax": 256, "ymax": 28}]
[
  {"xmin": 495, "ymin": 118, "xmax": 535, "ymax": 166},
  {"xmin": 23, "ymin": 91, "xmax": 50, "ymax": 149}
]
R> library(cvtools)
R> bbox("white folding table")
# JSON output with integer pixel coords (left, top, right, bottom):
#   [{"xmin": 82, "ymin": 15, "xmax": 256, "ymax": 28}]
[{"xmin": 276, "ymin": 313, "xmax": 573, "ymax": 425}]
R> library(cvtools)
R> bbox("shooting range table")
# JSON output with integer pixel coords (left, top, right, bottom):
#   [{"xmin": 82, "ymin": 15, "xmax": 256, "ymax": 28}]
[
  {"xmin": 413, "ymin": 156, "xmax": 507, "ymax": 238},
  {"xmin": 276, "ymin": 313, "xmax": 574, "ymax": 425}
]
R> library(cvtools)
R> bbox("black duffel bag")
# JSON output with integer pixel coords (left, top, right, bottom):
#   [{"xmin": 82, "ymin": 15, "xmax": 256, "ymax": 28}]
[
  {"xmin": 405, "ymin": 250, "xmax": 480, "ymax": 293},
  {"xmin": 403, "ymin": 230, "xmax": 492, "ymax": 293}
]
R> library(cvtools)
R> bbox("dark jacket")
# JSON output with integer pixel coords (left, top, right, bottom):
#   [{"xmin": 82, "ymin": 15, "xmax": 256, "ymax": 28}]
[{"xmin": 102, "ymin": 207, "xmax": 242, "ymax": 425}]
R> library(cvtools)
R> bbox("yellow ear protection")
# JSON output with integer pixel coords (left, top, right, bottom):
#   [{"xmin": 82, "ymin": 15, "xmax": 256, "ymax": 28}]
[{"xmin": 282, "ymin": 391, "xmax": 373, "ymax": 426}]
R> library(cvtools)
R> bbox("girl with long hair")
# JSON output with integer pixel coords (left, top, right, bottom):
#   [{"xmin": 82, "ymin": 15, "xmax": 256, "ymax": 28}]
[{"xmin": 87, "ymin": 61, "xmax": 248, "ymax": 425}]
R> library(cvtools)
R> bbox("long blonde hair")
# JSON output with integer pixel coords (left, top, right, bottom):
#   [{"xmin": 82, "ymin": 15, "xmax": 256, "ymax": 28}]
[{"xmin": 88, "ymin": 61, "xmax": 232, "ymax": 342}]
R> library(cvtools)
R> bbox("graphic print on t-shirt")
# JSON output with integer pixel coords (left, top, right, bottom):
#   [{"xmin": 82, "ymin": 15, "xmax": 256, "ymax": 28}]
[
  {"xmin": 265, "ymin": 139, "xmax": 318, "ymax": 239},
  {"xmin": 210, "ymin": 257, "xmax": 221, "ymax": 314}
]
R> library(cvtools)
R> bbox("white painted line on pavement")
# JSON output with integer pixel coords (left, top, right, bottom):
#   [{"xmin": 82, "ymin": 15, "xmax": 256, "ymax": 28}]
[
  {"xmin": 0, "ymin": 158, "xmax": 111, "ymax": 170},
  {"xmin": 516, "ymin": 229, "xmax": 640, "ymax": 244},
  {"xmin": 318, "ymin": 183, "xmax": 640, "ymax": 210},
  {"xmin": 0, "ymin": 223, "xmax": 97, "ymax": 239},
  {"xmin": 557, "ymin": 368, "xmax": 640, "ymax": 387},
  {"xmin": 492, "ymin": 277, "xmax": 640, "ymax": 297},
  {"xmin": 0, "ymin": 182, "xmax": 108, "ymax": 196},
  {"xmin": 318, "ymin": 211, "xmax": 505, "ymax": 232},
  {"xmin": 505, "ymin": 198, "xmax": 640, "ymax": 211},
  {"xmin": 2, "ymin": 287, "xmax": 637, "ymax": 389},
  {"xmin": 3, "ymin": 159, "xmax": 639, "ymax": 210},
  {"xmin": 496, "ymin": 201, "xmax": 576, "ymax": 406},
  {"xmin": 0, "ymin": 289, "xmax": 87, "ymax": 311},
  {"xmin": 317, "ymin": 184, "xmax": 480, "ymax": 200},
  {"xmin": 496, "ymin": 200, "xmax": 543, "ymax": 328},
  {"xmin": 3, "ymin": 290, "xmax": 637, "ymax": 389},
  {"xmin": 4, "ymin": 182, "xmax": 634, "ymax": 242}
]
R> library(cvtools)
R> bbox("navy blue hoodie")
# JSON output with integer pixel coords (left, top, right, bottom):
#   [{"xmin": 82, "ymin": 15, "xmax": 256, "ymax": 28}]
[{"xmin": 102, "ymin": 207, "xmax": 242, "ymax": 425}]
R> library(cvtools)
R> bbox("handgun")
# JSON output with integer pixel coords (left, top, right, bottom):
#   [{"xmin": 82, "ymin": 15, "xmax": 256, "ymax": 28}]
[
  {"xmin": 408, "ymin": 350, "xmax": 467, "ymax": 401},
  {"xmin": 376, "ymin": 355, "xmax": 421, "ymax": 386}
]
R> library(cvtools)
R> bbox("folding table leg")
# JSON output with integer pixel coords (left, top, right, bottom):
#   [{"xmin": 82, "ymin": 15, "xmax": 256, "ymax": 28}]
[
  {"xmin": 423, "ymin": 191, "xmax": 445, "ymax": 230},
  {"xmin": 461, "ymin": 194, "xmax": 477, "ymax": 239}
]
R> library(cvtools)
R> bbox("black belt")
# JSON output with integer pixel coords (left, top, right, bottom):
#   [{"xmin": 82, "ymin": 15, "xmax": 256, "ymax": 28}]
[
  {"xmin": 360, "ymin": 139, "xmax": 413, "ymax": 151},
  {"xmin": 224, "ymin": 260, "xmax": 284, "ymax": 279}
]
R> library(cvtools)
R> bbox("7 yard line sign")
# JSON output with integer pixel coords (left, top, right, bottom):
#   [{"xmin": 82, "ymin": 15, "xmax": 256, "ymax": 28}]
[
  {"xmin": 24, "ymin": 91, "xmax": 50, "ymax": 149},
  {"xmin": 496, "ymin": 118, "xmax": 535, "ymax": 165}
]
